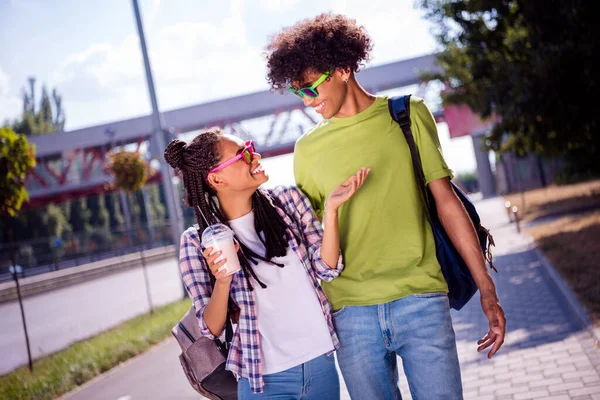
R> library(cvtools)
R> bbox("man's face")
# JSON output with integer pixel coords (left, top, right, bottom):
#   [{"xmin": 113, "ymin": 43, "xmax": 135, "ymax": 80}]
[{"xmin": 291, "ymin": 69, "xmax": 348, "ymax": 119}]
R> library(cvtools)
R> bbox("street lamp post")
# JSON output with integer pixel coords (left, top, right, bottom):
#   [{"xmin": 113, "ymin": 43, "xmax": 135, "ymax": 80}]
[{"xmin": 131, "ymin": 0, "xmax": 185, "ymax": 296}]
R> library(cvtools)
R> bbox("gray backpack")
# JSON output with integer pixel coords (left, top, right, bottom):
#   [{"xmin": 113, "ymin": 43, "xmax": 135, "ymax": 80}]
[{"xmin": 172, "ymin": 305, "xmax": 237, "ymax": 399}]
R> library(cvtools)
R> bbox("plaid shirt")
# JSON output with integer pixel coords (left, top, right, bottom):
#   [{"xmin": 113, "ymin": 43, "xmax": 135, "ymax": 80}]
[{"xmin": 178, "ymin": 185, "xmax": 343, "ymax": 394}]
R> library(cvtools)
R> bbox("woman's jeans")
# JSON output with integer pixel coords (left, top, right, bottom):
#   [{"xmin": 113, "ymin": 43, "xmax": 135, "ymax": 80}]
[
  {"xmin": 333, "ymin": 293, "xmax": 463, "ymax": 400},
  {"xmin": 238, "ymin": 353, "xmax": 340, "ymax": 399}
]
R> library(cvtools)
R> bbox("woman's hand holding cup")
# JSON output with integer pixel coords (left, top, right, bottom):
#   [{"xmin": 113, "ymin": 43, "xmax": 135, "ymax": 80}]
[{"xmin": 202, "ymin": 247, "xmax": 233, "ymax": 286}]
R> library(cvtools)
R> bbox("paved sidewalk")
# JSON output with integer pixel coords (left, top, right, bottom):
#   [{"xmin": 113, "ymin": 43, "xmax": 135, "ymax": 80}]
[
  {"xmin": 61, "ymin": 196, "xmax": 600, "ymax": 400},
  {"xmin": 449, "ymin": 196, "xmax": 600, "ymax": 400}
]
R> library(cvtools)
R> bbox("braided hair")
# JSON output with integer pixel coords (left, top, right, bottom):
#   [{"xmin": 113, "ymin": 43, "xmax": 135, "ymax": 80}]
[{"xmin": 164, "ymin": 128, "xmax": 298, "ymax": 290}]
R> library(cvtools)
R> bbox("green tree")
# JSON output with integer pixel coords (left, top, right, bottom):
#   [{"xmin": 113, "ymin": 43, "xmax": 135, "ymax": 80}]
[
  {"xmin": 69, "ymin": 198, "xmax": 92, "ymax": 233},
  {"xmin": 106, "ymin": 150, "xmax": 153, "ymax": 229},
  {"xmin": 0, "ymin": 126, "xmax": 35, "ymax": 372},
  {"xmin": 8, "ymin": 78, "xmax": 107, "ymax": 244},
  {"xmin": 10, "ymin": 206, "xmax": 69, "ymax": 242},
  {"xmin": 43, "ymin": 204, "xmax": 72, "ymax": 238},
  {"xmin": 87, "ymin": 195, "xmax": 110, "ymax": 231},
  {"xmin": 146, "ymin": 184, "xmax": 166, "ymax": 224},
  {"xmin": 12, "ymin": 77, "xmax": 65, "ymax": 136},
  {"xmin": 419, "ymin": 0, "xmax": 599, "ymax": 177},
  {"xmin": 0, "ymin": 128, "xmax": 36, "ymax": 217},
  {"xmin": 5, "ymin": 78, "xmax": 74, "ymax": 245},
  {"xmin": 105, "ymin": 193, "xmax": 124, "ymax": 228}
]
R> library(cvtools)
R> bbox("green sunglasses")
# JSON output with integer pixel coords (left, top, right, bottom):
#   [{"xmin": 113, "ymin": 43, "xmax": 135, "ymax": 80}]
[{"xmin": 288, "ymin": 71, "xmax": 332, "ymax": 99}]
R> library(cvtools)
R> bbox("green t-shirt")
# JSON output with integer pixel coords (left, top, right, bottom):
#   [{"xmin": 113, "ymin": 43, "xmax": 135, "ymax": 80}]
[{"xmin": 294, "ymin": 96, "xmax": 454, "ymax": 310}]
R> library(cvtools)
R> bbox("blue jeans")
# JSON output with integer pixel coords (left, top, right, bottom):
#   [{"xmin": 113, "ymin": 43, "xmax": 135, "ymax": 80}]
[
  {"xmin": 237, "ymin": 353, "xmax": 340, "ymax": 399},
  {"xmin": 333, "ymin": 293, "xmax": 463, "ymax": 400}
]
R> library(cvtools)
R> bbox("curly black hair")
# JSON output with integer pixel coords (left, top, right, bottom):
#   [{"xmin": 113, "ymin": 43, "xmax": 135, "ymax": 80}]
[{"xmin": 265, "ymin": 12, "xmax": 373, "ymax": 91}]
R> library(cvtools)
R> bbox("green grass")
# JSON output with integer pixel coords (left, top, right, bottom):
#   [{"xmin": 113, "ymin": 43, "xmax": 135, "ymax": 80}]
[{"xmin": 0, "ymin": 299, "xmax": 190, "ymax": 400}]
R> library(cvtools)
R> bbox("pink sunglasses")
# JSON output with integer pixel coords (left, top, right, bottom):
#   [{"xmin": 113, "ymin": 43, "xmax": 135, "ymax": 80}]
[{"xmin": 206, "ymin": 140, "xmax": 256, "ymax": 180}]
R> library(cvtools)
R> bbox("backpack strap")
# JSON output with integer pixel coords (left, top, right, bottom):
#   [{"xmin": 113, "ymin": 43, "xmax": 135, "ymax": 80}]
[
  {"xmin": 389, "ymin": 96, "xmax": 498, "ymax": 275},
  {"xmin": 388, "ymin": 95, "xmax": 432, "ymax": 219}
]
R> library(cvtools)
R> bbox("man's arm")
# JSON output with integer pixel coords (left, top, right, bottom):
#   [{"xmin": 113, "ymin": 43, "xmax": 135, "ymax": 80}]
[{"xmin": 429, "ymin": 177, "xmax": 506, "ymax": 359}]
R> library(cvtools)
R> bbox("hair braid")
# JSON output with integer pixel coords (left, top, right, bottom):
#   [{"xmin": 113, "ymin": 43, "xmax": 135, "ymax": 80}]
[{"xmin": 164, "ymin": 128, "xmax": 297, "ymax": 291}]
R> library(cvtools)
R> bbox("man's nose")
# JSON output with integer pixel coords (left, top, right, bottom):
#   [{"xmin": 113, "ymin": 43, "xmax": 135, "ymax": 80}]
[{"xmin": 302, "ymin": 95, "xmax": 315, "ymax": 107}]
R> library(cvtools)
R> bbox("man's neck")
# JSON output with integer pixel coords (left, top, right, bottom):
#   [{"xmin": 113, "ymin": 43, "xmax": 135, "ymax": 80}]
[
  {"xmin": 334, "ymin": 76, "xmax": 376, "ymax": 118},
  {"xmin": 216, "ymin": 191, "xmax": 253, "ymax": 221}
]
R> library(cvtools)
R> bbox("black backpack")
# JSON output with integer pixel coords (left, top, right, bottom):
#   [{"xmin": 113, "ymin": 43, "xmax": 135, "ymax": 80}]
[{"xmin": 388, "ymin": 95, "xmax": 497, "ymax": 310}]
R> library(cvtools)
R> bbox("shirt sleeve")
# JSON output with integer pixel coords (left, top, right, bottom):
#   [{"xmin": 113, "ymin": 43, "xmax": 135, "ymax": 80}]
[
  {"xmin": 288, "ymin": 186, "xmax": 344, "ymax": 282},
  {"xmin": 178, "ymin": 229, "xmax": 216, "ymax": 340},
  {"xmin": 293, "ymin": 140, "xmax": 325, "ymax": 220},
  {"xmin": 410, "ymin": 96, "xmax": 454, "ymax": 185}
]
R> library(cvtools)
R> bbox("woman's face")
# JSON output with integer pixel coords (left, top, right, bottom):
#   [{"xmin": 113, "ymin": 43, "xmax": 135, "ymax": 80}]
[{"xmin": 209, "ymin": 135, "xmax": 268, "ymax": 193}]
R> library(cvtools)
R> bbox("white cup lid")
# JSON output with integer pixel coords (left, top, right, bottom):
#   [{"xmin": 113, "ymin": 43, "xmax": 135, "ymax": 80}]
[{"xmin": 201, "ymin": 223, "xmax": 233, "ymax": 244}]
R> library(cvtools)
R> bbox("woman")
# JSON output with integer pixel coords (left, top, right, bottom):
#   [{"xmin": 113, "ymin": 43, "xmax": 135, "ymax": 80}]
[{"xmin": 164, "ymin": 128, "xmax": 369, "ymax": 399}]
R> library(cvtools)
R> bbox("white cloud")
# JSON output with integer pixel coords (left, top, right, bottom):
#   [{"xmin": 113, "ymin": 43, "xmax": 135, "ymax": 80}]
[
  {"xmin": 54, "ymin": 35, "xmax": 145, "ymax": 89},
  {"xmin": 0, "ymin": 67, "xmax": 22, "ymax": 124},
  {"xmin": 257, "ymin": 0, "xmax": 299, "ymax": 12},
  {"xmin": 49, "ymin": 0, "xmax": 441, "ymax": 130},
  {"xmin": 52, "ymin": 4, "xmax": 267, "ymax": 130},
  {"xmin": 318, "ymin": 1, "xmax": 438, "ymax": 65},
  {"xmin": 8, "ymin": 0, "xmax": 39, "ymax": 12},
  {"xmin": 142, "ymin": 0, "xmax": 161, "ymax": 29},
  {"xmin": 0, "ymin": 69, "xmax": 10, "ymax": 96}
]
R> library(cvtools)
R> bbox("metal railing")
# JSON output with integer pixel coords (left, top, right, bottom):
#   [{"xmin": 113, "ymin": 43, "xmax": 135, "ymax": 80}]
[{"xmin": 0, "ymin": 222, "xmax": 175, "ymax": 283}]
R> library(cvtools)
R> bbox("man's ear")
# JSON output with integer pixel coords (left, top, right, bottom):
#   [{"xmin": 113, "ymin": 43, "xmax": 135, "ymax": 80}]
[
  {"xmin": 207, "ymin": 173, "xmax": 226, "ymax": 189},
  {"xmin": 335, "ymin": 67, "xmax": 352, "ymax": 82}
]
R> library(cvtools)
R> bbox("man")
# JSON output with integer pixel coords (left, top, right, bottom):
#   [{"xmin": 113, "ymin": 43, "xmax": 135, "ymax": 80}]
[{"xmin": 265, "ymin": 13, "xmax": 506, "ymax": 399}]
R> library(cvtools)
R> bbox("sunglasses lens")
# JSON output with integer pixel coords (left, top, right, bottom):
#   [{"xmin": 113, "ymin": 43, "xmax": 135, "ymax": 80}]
[
  {"xmin": 243, "ymin": 150, "xmax": 252, "ymax": 164},
  {"xmin": 300, "ymin": 88, "xmax": 318, "ymax": 98}
]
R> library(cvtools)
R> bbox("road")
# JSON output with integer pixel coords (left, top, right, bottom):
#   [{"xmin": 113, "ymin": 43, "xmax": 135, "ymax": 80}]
[{"xmin": 0, "ymin": 256, "xmax": 184, "ymax": 376}]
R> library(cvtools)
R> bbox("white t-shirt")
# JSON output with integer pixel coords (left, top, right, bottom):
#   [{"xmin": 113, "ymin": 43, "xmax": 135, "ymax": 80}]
[{"xmin": 229, "ymin": 210, "xmax": 334, "ymax": 375}]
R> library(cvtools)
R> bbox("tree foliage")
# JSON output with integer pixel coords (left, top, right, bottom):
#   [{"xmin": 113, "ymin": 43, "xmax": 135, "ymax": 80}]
[
  {"xmin": 2, "ymin": 78, "xmax": 75, "ymax": 245},
  {"xmin": 69, "ymin": 198, "xmax": 92, "ymax": 233},
  {"xmin": 11, "ymin": 77, "xmax": 65, "ymax": 136},
  {"xmin": 145, "ymin": 185, "xmax": 166, "ymax": 224},
  {"xmin": 87, "ymin": 195, "xmax": 110, "ymax": 231},
  {"xmin": 105, "ymin": 193, "xmax": 124, "ymax": 228},
  {"xmin": 0, "ymin": 127, "xmax": 36, "ymax": 217},
  {"xmin": 43, "ymin": 204, "xmax": 72, "ymax": 238},
  {"xmin": 419, "ymin": 0, "xmax": 599, "ymax": 175}
]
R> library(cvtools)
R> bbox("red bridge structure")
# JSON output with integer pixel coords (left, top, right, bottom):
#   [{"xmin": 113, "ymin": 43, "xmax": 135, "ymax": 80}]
[{"xmin": 24, "ymin": 53, "xmax": 497, "ymax": 209}]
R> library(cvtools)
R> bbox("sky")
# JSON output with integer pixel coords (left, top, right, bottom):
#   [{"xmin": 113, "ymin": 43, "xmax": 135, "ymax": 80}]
[{"xmin": 0, "ymin": 0, "xmax": 477, "ymax": 174}]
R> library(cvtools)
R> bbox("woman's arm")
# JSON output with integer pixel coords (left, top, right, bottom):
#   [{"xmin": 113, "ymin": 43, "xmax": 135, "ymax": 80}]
[
  {"xmin": 289, "ymin": 187, "xmax": 343, "ymax": 282},
  {"xmin": 179, "ymin": 229, "xmax": 233, "ymax": 338},
  {"xmin": 320, "ymin": 208, "xmax": 341, "ymax": 269},
  {"xmin": 320, "ymin": 167, "xmax": 370, "ymax": 268},
  {"xmin": 202, "ymin": 278, "xmax": 231, "ymax": 337},
  {"xmin": 289, "ymin": 168, "xmax": 369, "ymax": 281}
]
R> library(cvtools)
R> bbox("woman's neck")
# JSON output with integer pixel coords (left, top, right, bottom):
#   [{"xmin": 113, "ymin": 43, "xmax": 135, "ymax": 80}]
[{"xmin": 216, "ymin": 191, "xmax": 253, "ymax": 221}]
